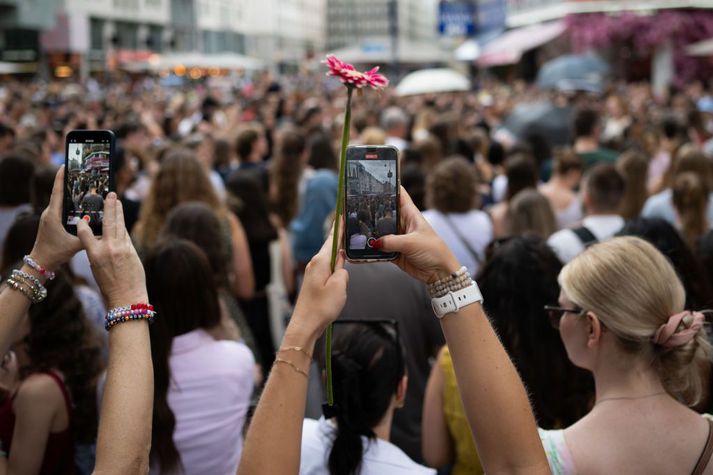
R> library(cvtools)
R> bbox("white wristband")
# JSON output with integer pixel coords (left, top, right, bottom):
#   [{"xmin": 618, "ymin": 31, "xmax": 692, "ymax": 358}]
[{"xmin": 431, "ymin": 281, "xmax": 483, "ymax": 319}]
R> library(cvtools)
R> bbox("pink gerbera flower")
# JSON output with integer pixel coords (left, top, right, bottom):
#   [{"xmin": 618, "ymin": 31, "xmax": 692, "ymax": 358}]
[{"xmin": 323, "ymin": 55, "xmax": 388, "ymax": 90}]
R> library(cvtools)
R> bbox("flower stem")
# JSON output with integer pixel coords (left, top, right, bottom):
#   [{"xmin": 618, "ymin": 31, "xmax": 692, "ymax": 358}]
[{"xmin": 326, "ymin": 85, "xmax": 354, "ymax": 407}]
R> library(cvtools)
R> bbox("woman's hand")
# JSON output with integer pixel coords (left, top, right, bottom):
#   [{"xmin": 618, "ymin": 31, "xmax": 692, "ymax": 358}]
[
  {"xmin": 76, "ymin": 193, "xmax": 148, "ymax": 308},
  {"xmin": 29, "ymin": 167, "xmax": 83, "ymax": 272},
  {"xmin": 376, "ymin": 187, "xmax": 461, "ymax": 284},
  {"xmin": 287, "ymin": 231, "xmax": 349, "ymax": 344}
]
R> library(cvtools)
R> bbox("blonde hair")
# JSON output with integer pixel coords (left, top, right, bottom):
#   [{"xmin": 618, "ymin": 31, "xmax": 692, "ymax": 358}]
[
  {"xmin": 133, "ymin": 148, "xmax": 225, "ymax": 251},
  {"xmin": 559, "ymin": 236, "xmax": 712, "ymax": 406},
  {"xmin": 507, "ymin": 189, "xmax": 558, "ymax": 238},
  {"xmin": 359, "ymin": 127, "xmax": 386, "ymax": 145}
]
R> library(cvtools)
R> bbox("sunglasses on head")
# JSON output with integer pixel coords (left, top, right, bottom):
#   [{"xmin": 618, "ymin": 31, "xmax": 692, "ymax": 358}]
[{"xmin": 544, "ymin": 305, "xmax": 587, "ymax": 330}]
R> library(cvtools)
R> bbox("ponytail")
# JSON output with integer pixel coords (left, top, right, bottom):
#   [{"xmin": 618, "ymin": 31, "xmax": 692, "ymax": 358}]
[
  {"xmin": 672, "ymin": 172, "xmax": 709, "ymax": 248},
  {"xmin": 326, "ymin": 324, "xmax": 405, "ymax": 475}
]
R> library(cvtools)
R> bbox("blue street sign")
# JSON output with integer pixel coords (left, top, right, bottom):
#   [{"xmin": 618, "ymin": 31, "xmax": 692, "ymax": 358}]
[{"xmin": 438, "ymin": 1, "xmax": 476, "ymax": 37}]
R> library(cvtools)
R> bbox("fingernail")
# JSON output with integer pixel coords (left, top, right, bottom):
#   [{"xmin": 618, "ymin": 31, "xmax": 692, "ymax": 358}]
[
  {"xmin": 372, "ymin": 238, "xmax": 383, "ymax": 250},
  {"xmin": 82, "ymin": 215, "xmax": 91, "ymax": 222}
]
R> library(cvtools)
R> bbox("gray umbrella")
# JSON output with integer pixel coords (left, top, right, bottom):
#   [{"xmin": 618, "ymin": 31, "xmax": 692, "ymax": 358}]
[
  {"xmin": 503, "ymin": 102, "xmax": 572, "ymax": 147},
  {"xmin": 536, "ymin": 53, "xmax": 611, "ymax": 94}
]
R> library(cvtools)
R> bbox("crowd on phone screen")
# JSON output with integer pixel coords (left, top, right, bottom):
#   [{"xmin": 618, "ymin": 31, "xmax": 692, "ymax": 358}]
[{"xmin": 2, "ymin": 72, "xmax": 713, "ymax": 474}]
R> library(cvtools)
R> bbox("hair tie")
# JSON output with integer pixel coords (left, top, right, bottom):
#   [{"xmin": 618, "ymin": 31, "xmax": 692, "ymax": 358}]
[{"xmin": 652, "ymin": 311, "xmax": 704, "ymax": 348}]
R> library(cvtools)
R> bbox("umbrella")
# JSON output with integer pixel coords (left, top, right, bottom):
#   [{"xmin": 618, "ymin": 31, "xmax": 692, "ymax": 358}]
[
  {"xmin": 536, "ymin": 53, "xmax": 611, "ymax": 94},
  {"xmin": 503, "ymin": 102, "xmax": 572, "ymax": 147},
  {"xmin": 396, "ymin": 68, "xmax": 470, "ymax": 96}
]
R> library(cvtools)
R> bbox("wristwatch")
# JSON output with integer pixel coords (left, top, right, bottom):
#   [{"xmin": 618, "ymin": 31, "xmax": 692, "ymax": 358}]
[{"xmin": 431, "ymin": 282, "xmax": 483, "ymax": 319}]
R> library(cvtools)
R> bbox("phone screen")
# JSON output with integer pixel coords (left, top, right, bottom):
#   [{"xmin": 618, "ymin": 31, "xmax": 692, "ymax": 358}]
[
  {"xmin": 63, "ymin": 130, "xmax": 115, "ymax": 235},
  {"xmin": 345, "ymin": 146, "xmax": 399, "ymax": 261}
]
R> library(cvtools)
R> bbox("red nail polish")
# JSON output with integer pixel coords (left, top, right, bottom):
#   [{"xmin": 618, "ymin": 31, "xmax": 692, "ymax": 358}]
[{"xmin": 372, "ymin": 238, "xmax": 383, "ymax": 250}]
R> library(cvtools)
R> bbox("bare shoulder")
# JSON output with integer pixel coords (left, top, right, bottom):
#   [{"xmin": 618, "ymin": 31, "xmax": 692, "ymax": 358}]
[{"xmin": 15, "ymin": 374, "xmax": 63, "ymax": 411}]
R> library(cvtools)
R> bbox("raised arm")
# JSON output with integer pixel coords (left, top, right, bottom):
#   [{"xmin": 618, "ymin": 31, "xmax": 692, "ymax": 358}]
[
  {"xmin": 379, "ymin": 188, "xmax": 549, "ymax": 475},
  {"xmin": 238, "ymin": 232, "xmax": 348, "ymax": 475},
  {"xmin": 0, "ymin": 167, "xmax": 81, "ymax": 356},
  {"xmin": 76, "ymin": 194, "xmax": 154, "ymax": 474}
]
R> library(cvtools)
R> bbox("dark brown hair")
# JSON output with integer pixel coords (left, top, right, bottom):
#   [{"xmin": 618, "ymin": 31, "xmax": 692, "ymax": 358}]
[
  {"xmin": 505, "ymin": 153, "xmax": 538, "ymax": 202},
  {"xmin": 673, "ymin": 172, "xmax": 709, "ymax": 248},
  {"xmin": 145, "ymin": 239, "xmax": 222, "ymax": 473},
  {"xmin": 270, "ymin": 128, "xmax": 306, "ymax": 225},
  {"xmin": 616, "ymin": 150, "xmax": 649, "ymax": 220}
]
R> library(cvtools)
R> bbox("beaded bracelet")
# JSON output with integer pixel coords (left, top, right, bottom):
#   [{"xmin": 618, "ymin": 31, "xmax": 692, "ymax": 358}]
[
  {"xmin": 104, "ymin": 303, "xmax": 156, "ymax": 331},
  {"xmin": 428, "ymin": 266, "xmax": 473, "ymax": 298},
  {"xmin": 6, "ymin": 270, "xmax": 47, "ymax": 303},
  {"xmin": 23, "ymin": 255, "xmax": 55, "ymax": 280}
]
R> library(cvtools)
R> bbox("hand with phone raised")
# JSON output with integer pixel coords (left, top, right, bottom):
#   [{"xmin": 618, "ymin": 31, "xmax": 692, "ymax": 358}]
[{"xmin": 375, "ymin": 186, "xmax": 461, "ymax": 284}]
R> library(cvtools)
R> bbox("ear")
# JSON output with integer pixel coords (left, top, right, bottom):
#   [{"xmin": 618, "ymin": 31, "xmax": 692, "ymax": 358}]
[
  {"xmin": 586, "ymin": 312, "xmax": 604, "ymax": 349},
  {"xmin": 395, "ymin": 375, "xmax": 408, "ymax": 408}
]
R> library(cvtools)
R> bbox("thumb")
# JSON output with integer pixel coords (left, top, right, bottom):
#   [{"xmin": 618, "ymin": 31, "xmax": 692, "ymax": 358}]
[
  {"xmin": 76, "ymin": 219, "xmax": 97, "ymax": 255},
  {"xmin": 376, "ymin": 233, "xmax": 414, "ymax": 254}
]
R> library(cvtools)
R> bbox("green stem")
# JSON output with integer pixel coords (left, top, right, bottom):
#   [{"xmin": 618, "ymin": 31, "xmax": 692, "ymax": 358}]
[{"xmin": 326, "ymin": 85, "xmax": 353, "ymax": 407}]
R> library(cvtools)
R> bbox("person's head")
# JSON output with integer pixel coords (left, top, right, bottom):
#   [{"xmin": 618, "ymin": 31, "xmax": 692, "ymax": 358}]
[
  {"xmin": 0, "ymin": 123, "xmax": 16, "ymax": 154},
  {"xmin": 618, "ymin": 217, "xmax": 713, "ymax": 310},
  {"xmin": 552, "ymin": 148, "xmax": 583, "ymax": 189},
  {"xmin": 426, "ymin": 157, "xmax": 478, "ymax": 213},
  {"xmin": 615, "ymin": 149, "xmax": 649, "ymax": 220},
  {"xmin": 359, "ymin": 127, "xmax": 386, "ymax": 145},
  {"xmin": 558, "ymin": 236, "xmax": 712, "ymax": 406},
  {"xmin": 400, "ymin": 162, "xmax": 425, "ymax": 210},
  {"xmin": 144, "ymin": 239, "xmax": 222, "ymax": 472},
  {"xmin": 381, "ymin": 107, "xmax": 408, "ymax": 139},
  {"xmin": 213, "ymin": 138, "xmax": 233, "ymax": 170},
  {"xmin": 307, "ymin": 132, "xmax": 337, "ymax": 171},
  {"xmin": 184, "ymin": 132, "xmax": 215, "ymax": 168},
  {"xmin": 0, "ymin": 154, "xmax": 34, "ymax": 206},
  {"xmin": 413, "ymin": 137, "xmax": 443, "ymax": 172},
  {"xmin": 235, "ymin": 126, "xmax": 266, "ymax": 163},
  {"xmin": 31, "ymin": 166, "xmax": 56, "ymax": 214},
  {"xmin": 573, "ymin": 107, "xmax": 600, "ymax": 141},
  {"xmin": 671, "ymin": 144, "xmax": 713, "ymax": 190},
  {"xmin": 504, "ymin": 152, "xmax": 538, "ymax": 202},
  {"xmin": 582, "ymin": 163, "xmax": 625, "ymax": 215},
  {"xmin": 159, "ymin": 202, "xmax": 230, "ymax": 287},
  {"xmin": 270, "ymin": 128, "xmax": 307, "ymax": 225},
  {"xmin": 672, "ymin": 172, "xmax": 709, "ymax": 248},
  {"xmin": 135, "ymin": 148, "xmax": 224, "ymax": 250},
  {"xmin": 117, "ymin": 121, "xmax": 148, "ymax": 151},
  {"xmin": 327, "ymin": 322, "xmax": 407, "ymax": 475},
  {"xmin": 478, "ymin": 236, "xmax": 592, "ymax": 426},
  {"xmin": 507, "ymin": 189, "xmax": 558, "ymax": 238},
  {"xmin": 226, "ymin": 170, "xmax": 277, "ymax": 243},
  {"xmin": 606, "ymin": 94, "xmax": 627, "ymax": 119}
]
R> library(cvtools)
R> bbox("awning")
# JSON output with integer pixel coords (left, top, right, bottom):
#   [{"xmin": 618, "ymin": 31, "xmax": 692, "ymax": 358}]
[
  {"xmin": 477, "ymin": 20, "xmax": 566, "ymax": 67},
  {"xmin": 121, "ymin": 52, "xmax": 264, "ymax": 72},
  {"xmin": 0, "ymin": 62, "xmax": 38, "ymax": 74},
  {"xmin": 687, "ymin": 37, "xmax": 713, "ymax": 56}
]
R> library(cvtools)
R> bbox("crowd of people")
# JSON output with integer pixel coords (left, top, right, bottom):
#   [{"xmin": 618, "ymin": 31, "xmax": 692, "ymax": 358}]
[{"xmin": 1, "ymin": 70, "xmax": 713, "ymax": 474}]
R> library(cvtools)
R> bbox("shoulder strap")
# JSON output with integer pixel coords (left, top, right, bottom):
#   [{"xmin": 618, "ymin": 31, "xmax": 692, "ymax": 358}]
[
  {"xmin": 692, "ymin": 419, "xmax": 713, "ymax": 475},
  {"xmin": 440, "ymin": 213, "xmax": 482, "ymax": 266},
  {"xmin": 572, "ymin": 226, "xmax": 598, "ymax": 247},
  {"xmin": 43, "ymin": 371, "xmax": 73, "ymax": 426}
]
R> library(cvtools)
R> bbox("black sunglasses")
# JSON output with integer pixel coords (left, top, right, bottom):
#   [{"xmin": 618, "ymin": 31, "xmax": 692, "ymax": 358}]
[{"xmin": 544, "ymin": 305, "xmax": 586, "ymax": 330}]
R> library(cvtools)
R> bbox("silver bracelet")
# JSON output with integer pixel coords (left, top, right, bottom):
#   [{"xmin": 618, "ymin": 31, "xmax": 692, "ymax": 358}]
[{"xmin": 428, "ymin": 266, "xmax": 473, "ymax": 298}]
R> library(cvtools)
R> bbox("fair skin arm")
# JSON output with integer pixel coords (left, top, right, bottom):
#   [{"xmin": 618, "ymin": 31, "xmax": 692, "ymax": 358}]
[
  {"xmin": 0, "ymin": 376, "xmax": 64, "ymax": 475},
  {"xmin": 379, "ymin": 188, "xmax": 549, "ymax": 475},
  {"xmin": 237, "ymin": 234, "xmax": 348, "ymax": 475},
  {"xmin": 77, "ymin": 194, "xmax": 154, "ymax": 474},
  {"xmin": 228, "ymin": 213, "xmax": 256, "ymax": 300},
  {"xmin": 422, "ymin": 348, "xmax": 454, "ymax": 469}
]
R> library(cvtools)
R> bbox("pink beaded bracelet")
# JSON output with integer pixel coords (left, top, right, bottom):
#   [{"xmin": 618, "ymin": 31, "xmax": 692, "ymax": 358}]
[
  {"xmin": 23, "ymin": 256, "xmax": 55, "ymax": 280},
  {"xmin": 105, "ymin": 303, "xmax": 156, "ymax": 331}
]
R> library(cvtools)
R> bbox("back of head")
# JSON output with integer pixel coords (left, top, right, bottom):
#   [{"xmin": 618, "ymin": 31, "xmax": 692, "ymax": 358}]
[
  {"xmin": 360, "ymin": 127, "xmax": 386, "ymax": 146},
  {"xmin": 553, "ymin": 148, "xmax": 583, "ymax": 177},
  {"xmin": 507, "ymin": 189, "xmax": 558, "ymax": 238},
  {"xmin": 583, "ymin": 163, "xmax": 625, "ymax": 214},
  {"xmin": 31, "ymin": 166, "xmax": 57, "ymax": 214},
  {"xmin": 144, "ymin": 239, "xmax": 221, "ymax": 473},
  {"xmin": 573, "ymin": 107, "xmax": 599, "ymax": 140},
  {"xmin": 616, "ymin": 150, "xmax": 649, "ymax": 220},
  {"xmin": 504, "ymin": 153, "xmax": 538, "ymax": 201},
  {"xmin": 235, "ymin": 127, "xmax": 260, "ymax": 161},
  {"xmin": 159, "ymin": 202, "xmax": 229, "ymax": 286},
  {"xmin": 137, "ymin": 148, "xmax": 221, "ymax": 248},
  {"xmin": 0, "ymin": 154, "xmax": 35, "ymax": 206},
  {"xmin": 328, "ymin": 323, "xmax": 405, "ymax": 475},
  {"xmin": 618, "ymin": 217, "xmax": 713, "ymax": 310},
  {"xmin": 560, "ymin": 236, "xmax": 711, "ymax": 405},
  {"xmin": 426, "ymin": 157, "xmax": 477, "ymax": 213},
  {"xmin": 400, "ymin": 162, "xmax": 425, "ymax": 211},
  {"xmin": 477, "ymin": 236, "xmax": 592, "ymax": 426},
  {"xmin": 226, "ymin": 170, "xmax": 276, "ymax": 243},
  {"xmin": 672, "ymin": 172, "xmax": 709, "ymax": 248},
  {"xmin": 307, "ymin": 132, "xmax": 337, "ymax": 170},
  {"xmin": 381, "ymin": 107, "xmax": 408, "ymax": 133},
  {"xmin": 673, "ymin": 145, "xmax": 713, "ymax": 190},
  {"xmin": 271, "ymin": 128, "xmax": 306, "ymax": 225}
]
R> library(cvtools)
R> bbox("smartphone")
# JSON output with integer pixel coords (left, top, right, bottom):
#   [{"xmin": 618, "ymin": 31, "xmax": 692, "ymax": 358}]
[
  {"xmin": 62, "ymin": 130, "xmax": 116, "ymax": 235},
  {"xmin": 344, "ymin": 145, "xmax": 400, "ymax": 262}
]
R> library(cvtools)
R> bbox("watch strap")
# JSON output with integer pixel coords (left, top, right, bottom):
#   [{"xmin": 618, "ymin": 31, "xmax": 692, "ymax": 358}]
[{"xmin": 431, "ymin": 282, "xmax": 483, "ymax": 319}]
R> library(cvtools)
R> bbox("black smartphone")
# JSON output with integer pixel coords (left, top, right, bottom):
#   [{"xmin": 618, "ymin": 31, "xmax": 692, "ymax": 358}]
[
  {"xmin": 344, "ymin": 145, "xmax": 400, "ymax": 262},
  {"xmin": 62, "ymin": 130, "xmax": 116, "ymax": 235}
]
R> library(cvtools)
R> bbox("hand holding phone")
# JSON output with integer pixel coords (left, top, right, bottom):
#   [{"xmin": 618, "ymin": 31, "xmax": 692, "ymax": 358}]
[
  {"xmin": 62, "ymin": 130, "xmax": 116, "ymax": 236},
  {"xmin": 344, "ymin": 145, "xmax": 400, "ymax": 262}
]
